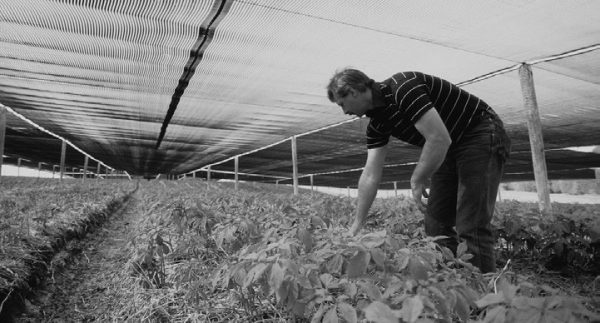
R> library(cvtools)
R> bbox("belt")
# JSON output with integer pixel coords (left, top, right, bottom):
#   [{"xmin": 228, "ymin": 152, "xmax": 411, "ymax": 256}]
[{"xmin": 466, "ymin": 106, "xmax": 496, "ymax": 131}]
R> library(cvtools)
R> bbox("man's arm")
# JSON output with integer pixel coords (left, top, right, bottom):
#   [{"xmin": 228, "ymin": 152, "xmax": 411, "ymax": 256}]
[
  {"xmin": 350, "ymin": 144, "xmax": 388, "ymax": 235},
  {"xmin": 411, "ymin": 108, "xmax": 452, "ymax": 210}
]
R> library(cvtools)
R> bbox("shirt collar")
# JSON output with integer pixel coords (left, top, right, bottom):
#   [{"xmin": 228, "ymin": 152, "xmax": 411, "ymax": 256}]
[{"xmin": 366, "ymin": 80, "xmax": 387, "ymax": 118}]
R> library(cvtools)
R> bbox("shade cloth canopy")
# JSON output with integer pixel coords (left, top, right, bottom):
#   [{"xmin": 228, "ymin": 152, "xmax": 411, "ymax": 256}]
[{"xmin": 1, "ymin": 0, "xmax": 599, "ymax": 187}]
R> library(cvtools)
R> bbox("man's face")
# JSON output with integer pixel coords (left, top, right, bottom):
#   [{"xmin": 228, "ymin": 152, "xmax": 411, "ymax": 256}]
[{"xmin": 335, "ymin": 88, "xmax": 371, "ymax": 117}]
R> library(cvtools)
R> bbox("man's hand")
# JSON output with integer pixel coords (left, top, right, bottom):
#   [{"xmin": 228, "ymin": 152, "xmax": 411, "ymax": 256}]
[{"xmin": 411, "ymin": 179, "xmax": 429, "ymax": 213}]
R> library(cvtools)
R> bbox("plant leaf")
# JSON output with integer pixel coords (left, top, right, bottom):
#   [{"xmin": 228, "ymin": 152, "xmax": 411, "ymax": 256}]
[
  {"xmin": 400, "ymin": 295, "xmax": 424, "ymax": 323},
  {"xmin": 338, "ymin": 302, "xmax": 357, "ymax": 323},
  {"xmin": 360, "ymin": 281, "xmax": 382, "ymax": 301},
  {"xmin": 407, "ymin": 257, "xmax": 428, "ymax": 281},
  {"xmin": 298, "ymin": 228, "xmax": 314, "ymax": 253},
  {"xmin": 323, "ymin": 305, "xmax": 339, "ymax": 323},
  {"xmin": 483, "ymin": 306, "xmax": 506, "ymax": 323},
  {"xmin": 269, "ymin": 262, "xmax": 284, "ymax": 296},
  {"xmin": 454, "ymin": 290, "xmax": 470, "ymax": 322},
  {"xmin": 457, "ymin": 240, "xmax": 468, "ymax": 258},
  {"xmin": 326, "ymin": 253, "xmax": 344, "ymax": 275},
  {"xmin": 311, "ymin": 305, "xmax": 328, "ymax": 323},
  {"xmin": 360, "ymin": 230, "xmax": 386, "ymax": 248},
  {"xmin": 476, "ymin": 293, "xmax": 506, "ymax": 308},
  {"xmin": 370, "ymin": 248, "xmax": 386, "ymax": 269},
  {"xmin": 363, "ymin": 301, "xmax": 397, "ymax": 323},
  {"xmin": 243, "ymin": 262, "xmax": 268, "ymax": 289},
  {"xmin": 347, "ymin": 249, "xmax": 370, "ymax": 278}
]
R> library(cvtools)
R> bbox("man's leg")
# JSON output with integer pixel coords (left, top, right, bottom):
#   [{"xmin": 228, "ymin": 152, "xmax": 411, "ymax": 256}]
[
  {"xmin": 426, "ymin": 155, "xmax": 459, "ymax": 253},
  {"xmin": 455, "ymin": 118, "xmax": 508, "ymax": 273}
]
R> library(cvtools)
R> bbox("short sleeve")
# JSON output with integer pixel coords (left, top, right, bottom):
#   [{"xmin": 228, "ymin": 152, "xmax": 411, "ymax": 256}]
[
  {"xmin": 366, "ymin": 121, "xmax": 390, "ymax": 149},
  {"xmin": 393, "ymin": 78, "xmax": 434, "ymax": 123}
]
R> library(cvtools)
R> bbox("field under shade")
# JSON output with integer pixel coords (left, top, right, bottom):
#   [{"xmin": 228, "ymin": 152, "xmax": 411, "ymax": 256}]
[{"xmin": 0, "ymin": 177, "xmax": 598, "ymax": 322}]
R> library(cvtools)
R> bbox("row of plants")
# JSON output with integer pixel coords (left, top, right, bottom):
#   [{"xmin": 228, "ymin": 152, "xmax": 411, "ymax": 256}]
[
  {"xmin": 0, "ymin": 177, "xmax": 136, "ymax": 320},
  {"xmin": 120, "ymin": 179, "xmax": 598, "ymax": 322}
]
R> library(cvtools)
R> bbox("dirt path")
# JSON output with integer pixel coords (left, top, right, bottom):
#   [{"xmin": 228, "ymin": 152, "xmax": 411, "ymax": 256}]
[{"xmin": 16, "ymin": 193, "xmax": 140, "ymax": 322}]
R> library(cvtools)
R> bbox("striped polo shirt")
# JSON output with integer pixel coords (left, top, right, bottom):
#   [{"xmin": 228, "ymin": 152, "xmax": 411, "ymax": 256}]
[{"xmin": 365, "ymin": 71, "xmax": 491, "ymax": 149}]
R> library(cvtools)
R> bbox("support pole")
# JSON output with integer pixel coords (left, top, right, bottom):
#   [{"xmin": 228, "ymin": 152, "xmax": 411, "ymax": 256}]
[
  {"xmin": 193, "ymin": 171, "xmax": 196, "ymax": 179},
  {"xmin": 60, "ymin": 140, "xmax": 66, "ymax": 181},
  {"xmin": 52, "ymin": 165, "xmax": 58, "ymax": 178},
  {"xmin": 0, "ymin": 106, "xmax": 5, "ymax": 180},
  {"xmin": 291, "ymin": 136, "xmax": 299, "ymax": 195},
  {"xmin": 347, "ymin": 186, "xmax": 350, "ymax": 198},
  {"xmin": 83, "ymin": 156, "xmax": 89, "ymax": 182},
  {"xmin": 234, "ymin": 156, "xmax": 239, "ymax": 190},
  {"xmin": 310, "ymin": 174, "xmax": 314, "ymax": 192},
  {"xmin": 207, "ymin": 166, "xmax": 211, "ymax": 181},
  {"xmin": 394, "ymin": 181, "xmax": 398, "ymax": 197},
  {"xmin": 38, "ymin": 162, "xmax": 43, "ymax": 178},
  {"xmin": 519, "ymin": 64, "xmax": 551, "ymax": 213},
  {"xmin": 17, "ymin": 158, "xmax": 22, "ymax": 177},
  {"xmin": 96, "ymin": 163, "xmax": 101, "ymax": 180}
]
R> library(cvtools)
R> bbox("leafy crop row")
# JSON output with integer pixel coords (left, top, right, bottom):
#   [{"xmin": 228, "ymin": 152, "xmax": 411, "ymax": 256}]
[
  {"xmin": 0, "ymin": 178, "xmax": 135, "ymax": 319},
  {"xmin": 122, "ymin": 180, "xmax": 598, "ymax": 322}
]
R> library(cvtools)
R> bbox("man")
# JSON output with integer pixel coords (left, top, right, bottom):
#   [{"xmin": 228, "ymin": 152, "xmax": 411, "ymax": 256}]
[{"xmin": 326, "ymin": 68, "xmax": 510, "ymax": 273}]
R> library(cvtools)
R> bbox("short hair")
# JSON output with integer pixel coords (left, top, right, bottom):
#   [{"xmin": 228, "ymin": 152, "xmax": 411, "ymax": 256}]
[{"xmin": 326, "ymin": 68, "xmax": 371, "ymax": 102}]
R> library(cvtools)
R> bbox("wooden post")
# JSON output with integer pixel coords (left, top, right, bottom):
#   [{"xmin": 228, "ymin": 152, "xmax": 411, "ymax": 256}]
[
  {"xmin": 291, "ymin": 136, "xmax": 299, "ymax": 195},
  {"xmin": 519, "ymin": 63, "xmax": 551, "ymax": 213},
  {"xmin": 347, "ymin": 186, "xmax": 351, "ymax": 197},
  {"xmin": 207, "ymin": 166, "xmax": 211, "ymax": 181},
  {"xmin": 83, "ymin": 156, "xmax": 89, "ymax": 182},
  {"xmin": 193, "ymin": 171, "xmax": 196, "ymax": 179},
  {"xmin": 0, "ymin": 106, "xmax": 5, "ymax": 180},
  {"xmin": 17, "ymin": 158, "xmax": 22, "ymax": 177},
  {"xmin": 96, "ymin": 163, "xmax": 101, "ymax": 180},
  {"xmin": 60, "ymin": 140, "xmax": 66, "ymax": 181},
  {"xmin": 38, "ymin": 162, "xmax": 43, "ymax": 178},
  {"xmin": 394, "ymin": 181, "xmax": 398, "ymax": 197},
  {"xmin": 234, "ymin": 156, "xmax": 239, "ymax": 190}
]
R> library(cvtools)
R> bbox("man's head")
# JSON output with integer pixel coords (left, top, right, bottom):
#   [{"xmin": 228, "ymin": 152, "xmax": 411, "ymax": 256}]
[{"xmin": 326, "ymin": 68, "xmax": 373, "ymax": 117}]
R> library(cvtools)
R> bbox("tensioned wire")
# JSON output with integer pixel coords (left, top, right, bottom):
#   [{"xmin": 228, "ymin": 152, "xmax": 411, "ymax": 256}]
[{"xmin": 195, "ymin": 44, "xmax": 600, "ymax": 179}]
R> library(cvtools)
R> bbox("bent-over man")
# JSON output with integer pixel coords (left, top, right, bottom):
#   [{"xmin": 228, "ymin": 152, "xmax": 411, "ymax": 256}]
[{"xmin": 326, "ymin": 68, "xmax": 510, "ymax": 273}]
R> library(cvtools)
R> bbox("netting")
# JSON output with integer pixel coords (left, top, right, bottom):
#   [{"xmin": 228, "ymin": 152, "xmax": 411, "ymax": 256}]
[{"xmin": 1, "ymin": 0, "xmax": 599, "ymax": 186}]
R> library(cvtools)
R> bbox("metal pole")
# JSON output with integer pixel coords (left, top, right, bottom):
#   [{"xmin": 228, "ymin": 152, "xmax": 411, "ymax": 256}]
[
  {"xmin": 17, "ymin": 158, "xmax": 22, "ymax": 177},
  {"xmin": 83, "ymin": 156, "xmax": 89, "ymax": 182},
  {"xmin": 96, "ymin": 163, "xmax": 101, "ymax": 180},
  {"xmin": 291, "ymin": 136, "xmax": 299, "ymax": 195},
  {"xmin": 519, "ymin": 63, "xmax": 551, "ymax": 213},
  {"xmin": 207, "ymin": 166, "xmax": 211, "ymax": 181},
  {"xmin": 310, "ymin": 174, "xmax": 314, "ymax": 192},
  {"xmin": 60, "ymin": 140, "xmax": 66, "ymax": 181},
  {"xmin": 38, "ymin": 162, "xmax": 42, "ymax": 178},
  {"xmin": 394, "ymin": 181, "xmax": 398, "ymax": 197}
]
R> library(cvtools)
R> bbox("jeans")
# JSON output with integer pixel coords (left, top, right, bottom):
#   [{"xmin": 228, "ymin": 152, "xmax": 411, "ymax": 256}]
[{"xmin": 426, "ymin": 110, "xmax": 511, "ymax": 273}]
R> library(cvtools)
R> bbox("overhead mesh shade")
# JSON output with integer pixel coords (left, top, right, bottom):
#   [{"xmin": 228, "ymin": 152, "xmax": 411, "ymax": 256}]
[{"xmin": 1, "ymin": 0, "xmax": 599, "ymax": 186}]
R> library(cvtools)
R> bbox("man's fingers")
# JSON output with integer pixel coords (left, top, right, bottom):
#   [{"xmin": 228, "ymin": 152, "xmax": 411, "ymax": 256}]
[{"xmin": 422, "ymin": 189, "xmax": 430, "ymax": 198}]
